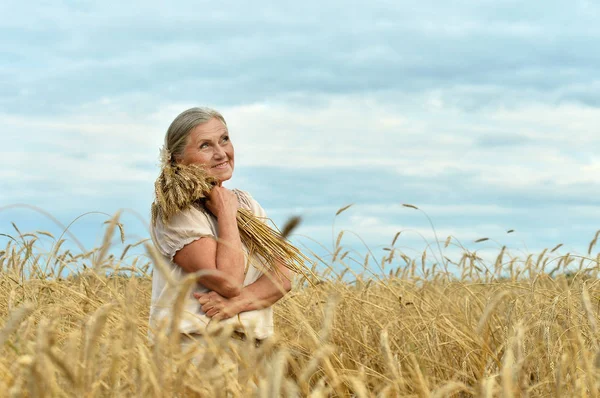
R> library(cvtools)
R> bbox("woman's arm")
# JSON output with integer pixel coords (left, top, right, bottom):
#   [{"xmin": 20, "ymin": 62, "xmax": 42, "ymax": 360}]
[
  {"xmin": 193, "ymin": 261, "xmax": 292, "ymax": 319},
  {"xmin": 173, "ymin": 187, "xmax": 246, "ymax": 298}
]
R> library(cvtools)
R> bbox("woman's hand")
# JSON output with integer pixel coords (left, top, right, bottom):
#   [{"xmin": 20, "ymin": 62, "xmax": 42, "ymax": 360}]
[
  {"xmin": 205, "ymin": 187, "xmax": 239, "ymax": 219},
  {"xmin": 194, "ymin": 291, "xmax": 243, "ymax": 320}
]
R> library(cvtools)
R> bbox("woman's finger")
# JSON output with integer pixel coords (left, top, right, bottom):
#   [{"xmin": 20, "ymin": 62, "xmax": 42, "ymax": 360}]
[
  {"xmin": 206, "ymin": 308, "xmax": 219, "ymax": 317},
  {"xmin": 212, "ymin": 312, "xmax": 225, "ymax": 321}
]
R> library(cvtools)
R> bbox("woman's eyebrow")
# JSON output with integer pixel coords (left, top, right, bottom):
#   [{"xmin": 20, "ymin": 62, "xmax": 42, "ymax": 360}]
[{"xmin": 195, "ymin": 130, "xmax": 227, "ymax": 144}]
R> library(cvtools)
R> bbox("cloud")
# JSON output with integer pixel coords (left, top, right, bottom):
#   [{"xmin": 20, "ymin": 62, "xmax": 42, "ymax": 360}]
[
  {"xmin": 2, "ymin": 0, "xmax": 600, "ymax": 116},
  {"xmin": 3, "ymin": 94, "xmax": 600, "ymax": 212}
]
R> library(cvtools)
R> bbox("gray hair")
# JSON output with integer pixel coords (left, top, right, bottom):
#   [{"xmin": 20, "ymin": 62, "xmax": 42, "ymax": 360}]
[{"xmin": 164, "ymin": 107, "xmax": 227, "ymax": 163}]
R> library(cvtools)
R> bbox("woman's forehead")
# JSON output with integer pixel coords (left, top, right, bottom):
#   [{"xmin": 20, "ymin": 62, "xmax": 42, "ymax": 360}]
[{"xmin": 190, "ymin": 118, "xmax": 228, "ymax": 141}]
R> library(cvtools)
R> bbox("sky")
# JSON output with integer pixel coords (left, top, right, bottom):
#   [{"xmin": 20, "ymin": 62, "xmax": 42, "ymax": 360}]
[{"xmin": 1, "ymin": 0, "xmax": 599, "ymax": 275}]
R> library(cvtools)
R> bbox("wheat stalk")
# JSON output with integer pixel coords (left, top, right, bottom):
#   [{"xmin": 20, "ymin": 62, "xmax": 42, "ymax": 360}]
[{"xmin": 4, "ymin": 215, "xmax": 600, "ymax": 395}]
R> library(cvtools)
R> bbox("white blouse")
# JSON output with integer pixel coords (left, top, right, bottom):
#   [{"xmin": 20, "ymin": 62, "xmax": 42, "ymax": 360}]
[{"xmin": 148, "ymin": 190, "xmax": 274, "ymax": 340}]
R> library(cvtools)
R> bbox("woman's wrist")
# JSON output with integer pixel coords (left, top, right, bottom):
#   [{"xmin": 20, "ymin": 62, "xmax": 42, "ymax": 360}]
[
  {"xmin": 216, "ymin": 207, "xmax": 238, "ymax": 224},
  {"xmin": 230, "ymin": 293, "xmax": 251, "ymax": 313}
]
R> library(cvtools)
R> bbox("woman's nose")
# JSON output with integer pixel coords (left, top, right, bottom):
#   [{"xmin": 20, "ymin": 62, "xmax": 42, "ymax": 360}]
[{"xmin": 213, "ymin": 145, "xmax": 226, "ymax": 159}]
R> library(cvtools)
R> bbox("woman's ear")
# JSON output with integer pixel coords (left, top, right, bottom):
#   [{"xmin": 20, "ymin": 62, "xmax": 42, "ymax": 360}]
[{"xmin": 173, "ymin": 153, "xmax": 184, "ymax": 165}]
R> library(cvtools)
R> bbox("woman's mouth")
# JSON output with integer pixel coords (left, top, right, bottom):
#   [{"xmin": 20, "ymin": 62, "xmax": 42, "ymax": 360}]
[{"xmin": 211, "ymin": 161, "xmax": 229, "ymax": 169}]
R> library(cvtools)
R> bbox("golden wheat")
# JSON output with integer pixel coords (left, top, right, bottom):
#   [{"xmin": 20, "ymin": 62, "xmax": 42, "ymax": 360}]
[{"xmin": 1, "ymin": 217, "xmax": 600, "ymax": 396}]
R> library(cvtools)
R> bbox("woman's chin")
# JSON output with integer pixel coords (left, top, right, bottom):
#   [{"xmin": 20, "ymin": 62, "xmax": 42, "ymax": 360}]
[
  {"xmin": 210, "ymin": 172, "xmax": 233, "ymax": 183},
  {"xmin": 205, "ymin": 164, "xmax": 233, "ymax": 182}
]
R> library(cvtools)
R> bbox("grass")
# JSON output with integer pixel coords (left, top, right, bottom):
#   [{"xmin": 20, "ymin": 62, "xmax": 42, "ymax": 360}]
[{"xmin": 1, "ymin": 209, "xmax": 600, "ymax": 397}]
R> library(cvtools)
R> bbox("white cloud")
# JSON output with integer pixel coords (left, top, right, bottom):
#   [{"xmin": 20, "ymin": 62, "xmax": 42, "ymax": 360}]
[
  {"xmin": 3, "ymin": 0, "xmax": 600, "ymax": 116},
  {"xmin": 3, "ymin": 93, "xmax": 599, "ymax": 207},
  {"xmin": 218, "ymin": 97, "xmax": 600, "ymax": 192}
]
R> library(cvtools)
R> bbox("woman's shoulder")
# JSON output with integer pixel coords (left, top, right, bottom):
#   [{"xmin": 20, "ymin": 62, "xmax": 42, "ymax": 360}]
[
  {"xmin": 150, "ymin": 203, "xmax": 217, "ymax": 259},
  {"xmin": 232, "ymin": 189, "xmax": 266, "ymax": 218},
  {"xmin": 149, "ymin": 191, "xmax": 267, "ymax": 259},
  {"xmin": 232, "ymin": 189, "xmax": 252, "ymax": 208},
  {"xmin": 153, "ymin": 202, "xmax": 213, "ymax": 233}
]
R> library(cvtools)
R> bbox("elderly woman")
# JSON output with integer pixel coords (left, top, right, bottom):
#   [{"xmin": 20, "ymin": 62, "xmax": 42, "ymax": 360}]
[{"xmin": 148, "ymin": 107, "xmax": 292, "ymax": 359}]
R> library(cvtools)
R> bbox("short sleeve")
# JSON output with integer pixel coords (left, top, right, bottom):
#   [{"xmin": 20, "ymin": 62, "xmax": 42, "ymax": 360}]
[{"xmin": 150, "ymin": 204, "xmax": 216, "ymax": 261}]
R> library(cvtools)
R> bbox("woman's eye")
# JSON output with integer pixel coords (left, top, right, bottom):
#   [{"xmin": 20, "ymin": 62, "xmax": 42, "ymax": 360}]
[
  {"xmin": 222, "ymin": 136, "xmax": 229, "ymax": 143},
  {"xmin": 199, "ymin": 143, "xmax": 209, "ymax": 149}
]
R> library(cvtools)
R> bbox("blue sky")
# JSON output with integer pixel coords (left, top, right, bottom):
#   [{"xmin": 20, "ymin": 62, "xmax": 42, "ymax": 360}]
[{"xmin": 2, "ymin": 0, "xmax": 599, "ymax": 273}]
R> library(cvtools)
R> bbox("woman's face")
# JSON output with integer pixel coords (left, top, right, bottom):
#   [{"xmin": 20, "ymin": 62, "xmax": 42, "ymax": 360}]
[{"xmin": 180, "ymin": 117, "xmax": 235, "ymax": 184}]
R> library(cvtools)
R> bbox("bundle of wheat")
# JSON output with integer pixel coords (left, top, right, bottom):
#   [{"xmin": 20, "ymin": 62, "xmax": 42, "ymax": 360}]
[{"xmin": 151, "ymin": 162, "xmax": 312, "ymax": 279}]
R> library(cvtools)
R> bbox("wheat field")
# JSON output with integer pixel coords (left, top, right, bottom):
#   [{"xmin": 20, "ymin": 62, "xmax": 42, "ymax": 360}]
[{"xmin": 1, "ymin": 210, "xmax": 600, "ymax": 397}]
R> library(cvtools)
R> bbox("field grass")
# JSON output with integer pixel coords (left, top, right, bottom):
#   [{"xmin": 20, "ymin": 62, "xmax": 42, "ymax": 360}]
[{"xmin": 1, "ymin": 212, "xmax": 600, "ymax": 397}]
